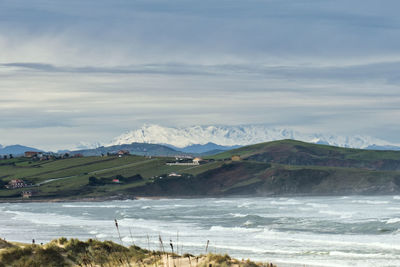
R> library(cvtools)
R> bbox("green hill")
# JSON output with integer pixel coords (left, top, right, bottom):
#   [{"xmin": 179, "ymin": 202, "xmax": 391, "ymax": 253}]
[
  {"xmin": 211, "ymin": 139, "xmax": 400, "ymax": 170},
  {"xmin": 1, "ymin": 140, "xmax": 400, "ymax": 200}
]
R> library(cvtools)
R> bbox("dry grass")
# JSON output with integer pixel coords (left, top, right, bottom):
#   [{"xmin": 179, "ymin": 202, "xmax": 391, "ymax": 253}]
[{"xmin": 0, "ymin": 238, "xmax": 276, "ymax": 267}]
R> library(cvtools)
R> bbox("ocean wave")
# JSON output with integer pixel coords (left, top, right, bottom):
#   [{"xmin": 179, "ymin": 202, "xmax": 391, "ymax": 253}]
[
  {"xmin": 209, "ymin": 225, "xmax": 262, "ymax": 233},
  {"xmin": 229, "ymin": 213, "xmax": 248, "ymax": 218},
  {"xmin": 243, "ymin": 220, "xmax": 254, "ymax": 226},
  {"xmin": 393, "ymin": 196, "xmax": 400, "ymax": 200},
  {"xmin": 318, "ymin": 209, "xmax": 353, "ymax": 218},
  {"xmin": 213, "ymin": 200, "xmax": 234, "ymax": 204},
  {"xmin": 255, "ymin": 229, "xmax": 400, "ymax": 251},
  {"xmin": 329, "ymin": 251, "xmax": 397, "ymax": 259},
  {"xmin": 351, "ymin": 200, "xmax": 389, "ymax": 205},
  {"xmin": 5, "ymin": 210, "xmax": 106, "ymax": 227},
  {"xmin": 237, "ymin": 202, "xmax": 253, "ymax": 208},
  {"xmin": 386, "ymin": 218, "xmax": 400, "ymax": 224},
  {"xmin": 62, "ymin": 204, "xmax": 131, "ymax": 208},
  {"xmin": 96, "ymin": 233, "xmax": 107, "ymax": 238},
  {"xmin": 306, "ymin": 202, "xmax": 329, "ymax": 208}
]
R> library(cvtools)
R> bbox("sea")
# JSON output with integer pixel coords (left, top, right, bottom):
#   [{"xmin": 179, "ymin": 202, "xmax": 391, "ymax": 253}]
[{"xmin": 1, "ymin": 195, "xmax": 399, "ymax": 267}]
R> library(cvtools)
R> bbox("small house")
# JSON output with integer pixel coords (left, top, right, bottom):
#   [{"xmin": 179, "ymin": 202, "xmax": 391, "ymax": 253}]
[
  {"xmin": 112, "ymin": 178, "xmax": 120, "ymax": 183},
  {"xmin": 231, "ymin": 155, "xmax": 241, "ymax": 161},
  {"xmin": 22, "ymin": 191, "xmax": 33, "ymax": 198},
  {"xmin": 168, "ymin": 172, "xmax": 182, "ymax": 177},
  {"xmin": 193, "ymin": 157, "xmax": 202, "ymax": 164},
  {"xmin": 25, "ymin": 151, "xmax": 39, "ymax": 158},
  {"xmin": 117, "ymin": 150, "xmax": 130, "ymax": 157}
]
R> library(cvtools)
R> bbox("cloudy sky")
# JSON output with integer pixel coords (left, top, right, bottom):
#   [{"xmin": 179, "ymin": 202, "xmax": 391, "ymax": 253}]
[{"xmin": 1, "ymin": 0, "xmax": 400, "ymax": 150}]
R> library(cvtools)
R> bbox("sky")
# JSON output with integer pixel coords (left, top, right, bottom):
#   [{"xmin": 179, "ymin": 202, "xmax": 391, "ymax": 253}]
[{"xmin": 1, "ymin": 0, "xmax": 400, "ymax": 150}]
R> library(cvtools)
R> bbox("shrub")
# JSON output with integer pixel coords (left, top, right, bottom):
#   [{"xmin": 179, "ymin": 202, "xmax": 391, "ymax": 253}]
[{"xmin": 88, "ymin": 176, "xmax": 104, "ymax": 186}]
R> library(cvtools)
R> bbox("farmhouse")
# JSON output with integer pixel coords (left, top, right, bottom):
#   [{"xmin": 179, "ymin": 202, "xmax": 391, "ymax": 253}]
[
  {"xmin": 117, "ymin": 150, "xmax": 130, "ymax": 157},
  {"xmin": 21, "ymin": 191, "xmax": 33, "ymax": 198},
  {"xmin": 231, "ymin": 155, "xmax": 241, "ymax": 161},
  {"xmin": 6, "ymin": 179, "xmax": 27, "ymax": 189},
  {"xmin": 193, "ymin": 158, "xmax": 203, "ymax": 165},
  {"xmin": 168, "ymin": 172, "xmax": 182, "ymax": 177},
  {"xmin": 24, "ymin": 151, "xmax": 40, "ymax": 157},
  {"xmin": 166, "ymin": 157, "xmax": 204, "ymax": 166}
]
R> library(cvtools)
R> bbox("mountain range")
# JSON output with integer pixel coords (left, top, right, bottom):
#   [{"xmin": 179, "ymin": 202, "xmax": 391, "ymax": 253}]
[
  {"xmin": 2, "ymin": 124, "xmax": 400, "ymax": 156},
  {"xmin": 107, "ymin": 124, "xmax": 400, "ymax": 151}
]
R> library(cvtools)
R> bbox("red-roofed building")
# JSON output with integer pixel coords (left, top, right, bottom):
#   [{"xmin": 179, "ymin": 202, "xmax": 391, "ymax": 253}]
[
  {"xmin": 117, "ymin": 150, "xmax": 130, "ymax": 157},
  {"xmin": 25, "ymin": 151, "xmax": 39, "ymax": 157}
]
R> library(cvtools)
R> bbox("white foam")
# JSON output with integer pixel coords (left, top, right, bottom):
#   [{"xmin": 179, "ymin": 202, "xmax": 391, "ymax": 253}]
[
  {"xmin": 243, "ymin": 220, "xmax": 254, "ymax": 226},
  {"xmin": 306, "ymin": 202, "xmax": 329, "ymax": 208},
  {"xmin": 270, "ymin": 199, "xmax": 302, "ymax": 205},
  {"xmin": 237, "ymin": 202, "xmax": 252, "ymax": 208},
  {"xmin": 62, "ymin": 204, "xmax": 131, "ymax": 208},
  {"xmin": 386, "ymin": 218, "xmax": 400, "ymax": 224},
  {"xmin": 318, "ymin": 209, "xmax": 353, "ymax": 219},
  {"xmin": 230, "ymin": 213, "xmax": 247, "ymax": 217},
  {"xmin": 254, "ymin": 228, "xmax": 400, "ymax": 251},
  {"xmin": 351, "ymin": 200, "xmax": 389, "ymax": 205},
  {"xmin": 4, "ymin": 210, "xmax": 106, "ymax": 227},
  {"xmin": 209, "ymin": 225, "xmax": 261, "ymax": 233},
  {"xmin": 96, "ymin": 233, "xmax": 107, "ymax": 238},
  {"xmin": 329, "ymin": 251, "xmax": 397, "ymax": 259}
]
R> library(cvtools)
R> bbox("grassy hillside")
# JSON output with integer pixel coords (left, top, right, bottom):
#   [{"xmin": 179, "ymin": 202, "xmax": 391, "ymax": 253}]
[
  {"xmin": 211, "ymin": 139, "xmax": 400, "ymax": 170},
  {"xmin": 0, "ymin": 155, "xmax": 213, "ymax": 199},
  {"xmin": 1, "ymin": 140, "xmax": 400, "ymax": 200}
]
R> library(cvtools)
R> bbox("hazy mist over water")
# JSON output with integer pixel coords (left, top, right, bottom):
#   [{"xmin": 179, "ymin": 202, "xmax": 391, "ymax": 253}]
[{"xmin": 1, "ymin": 196, "xmax": 400, "ymax": 267}]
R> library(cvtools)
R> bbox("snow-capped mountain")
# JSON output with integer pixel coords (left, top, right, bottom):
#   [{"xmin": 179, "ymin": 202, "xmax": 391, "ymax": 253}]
[
  {"xmin": 70, "ymin": 141, "xmax": 102, "ymax": 151},
  {"xmin": 108, "ymin": 124, "xmax": 398, "ymax": 149}
]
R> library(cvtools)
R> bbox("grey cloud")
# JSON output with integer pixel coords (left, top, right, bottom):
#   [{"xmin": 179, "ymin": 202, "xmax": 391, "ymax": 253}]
[
  {"xmin": 1, "ymin": 0, "xmax": 400, "ymax": 149},
  {"xmin": 1, "ymin": 63, "xmax": 217, "ymax": 76},
  {"xmin": 2, "ymin": 0, "xmax": 400, "ymax": 61},
  {"xmin": 3, "ymin": 61, "xmax": 400, "ymax": 89}
]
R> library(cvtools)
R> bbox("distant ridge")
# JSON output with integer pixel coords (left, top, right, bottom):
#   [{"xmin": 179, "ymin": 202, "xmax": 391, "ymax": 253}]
[
  {"xmin": 70, "ymin": 142, "xmax": 186, "ymax": 157},
  {"xmin": 0, "ymin": 144, "xmax": 42, "ymax": 155},
  {"xmin": 166, "ymin": 142, "xmax": 241, "ymax": 154},
  {"xmin": 70, "ymin": 142, "xmax": 231, "ymax": 156},
  {"xmin": 365, "ymin": 145, "xmax": 400, "ymax": 151}
]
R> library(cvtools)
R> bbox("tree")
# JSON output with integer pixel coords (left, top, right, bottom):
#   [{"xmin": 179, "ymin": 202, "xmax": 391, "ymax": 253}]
[{"xmin": 88, "ymin": 176, "xmax": 104, "ymax": 186}]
